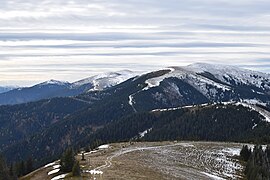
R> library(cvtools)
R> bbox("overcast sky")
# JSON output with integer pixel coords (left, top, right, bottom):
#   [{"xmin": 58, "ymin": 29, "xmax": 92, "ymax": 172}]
[{"xmin": 1, "ymin": 0, "xmax": 270, "ymax": 86}]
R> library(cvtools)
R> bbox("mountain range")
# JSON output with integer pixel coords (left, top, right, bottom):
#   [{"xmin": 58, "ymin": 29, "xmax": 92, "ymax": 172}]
[
  {"xmin": 0, "ymin": 70, "xmax": 137, "ymax": 105},
  {"xmin": 0, "ymin": 63, "xmax": 270, "ymax": 168}
]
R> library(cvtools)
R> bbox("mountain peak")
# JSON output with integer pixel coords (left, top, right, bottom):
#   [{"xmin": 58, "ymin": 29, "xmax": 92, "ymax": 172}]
[
  {"xmin": 38, "ymin": 79, "xmax": 70, "ymax": 86},
  {"xmin": 72, "ymin": 70, "xmax": 139, "ymax": 91}
]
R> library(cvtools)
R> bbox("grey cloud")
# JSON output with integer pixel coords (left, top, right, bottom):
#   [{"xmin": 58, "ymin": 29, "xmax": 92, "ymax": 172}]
[{"xmin": 1, "ymin": 0, "xmax": 270, "ymax": 85}]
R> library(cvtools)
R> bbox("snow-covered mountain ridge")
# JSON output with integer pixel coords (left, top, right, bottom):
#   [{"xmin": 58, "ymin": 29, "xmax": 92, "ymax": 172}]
[
  {"xmin": 125, "ymin": 63, "xmax": 270, "ymax": 112},
  {"xmin": 72, "ymin": 70, "xmax": 138, "ymax": 91},
  {"xmin": 144, "ymin": 63, "xmax": 270, "ymax": 94},
  {"xmin": 0, "ymin": 70, "xmax": 139, "ymax": 105},
  {"xmin": 1, "ymin": 63, "xmax": 269, "ymax": 107}
]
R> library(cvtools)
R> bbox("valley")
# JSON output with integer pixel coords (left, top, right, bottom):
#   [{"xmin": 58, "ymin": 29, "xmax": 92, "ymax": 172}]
[{"xmin": 22, "ymin": 141, "xmax": 245, "ymax": 180}]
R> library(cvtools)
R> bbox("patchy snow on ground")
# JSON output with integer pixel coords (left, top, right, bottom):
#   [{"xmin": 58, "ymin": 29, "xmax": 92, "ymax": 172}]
[
  {"xmin": 136, "ymin": 142, "xmax": 244, "ymax": 179},
  {"xmin": 84, "ymin": 142, "xmax": 246, "ymax": 179},
  {"xmin": 85, "ymin": 169, "xmax": 103, "ymax": 175},
  {"xmin": 48, "ymin": 168, "xmax": 60, "ymax": 175},
  {"xmin": 252, "ymin": 123, "xmax": 258, "ymax": 129},
  {"xmin": 139, "ymin": 128, "xmax": 152, "ymax": 138},
  {"xmin": 45, "ymin": 162, "xmax": 56, "ymax": 168},
  {"xmin": 53, "ymin": 165, "xmax": 61, "ymax": 169},
  {"xmin": 98, "ymin": 144, "xmax": 109, "ymax": 149},
  {"xmin": 128, "ymin": 95, "xmax": 134, "ymax": 106},
  {"xmin": 179, "ymin": 142, "xmax": 195, "ymax": 147},
  {"xmin": 51, "ymin": 173, "xmax": 68, "ymax": 180},
  {"xmin": 222, "ymin": 148, "xmax": 241, "ymax": 156},
  {"xmin": 128, "ymin": 94, "xmax": 137, "ymax": 112},
  {"xmin": 84, "ymin": 150, "xmax": 98, "ymax": 155}
]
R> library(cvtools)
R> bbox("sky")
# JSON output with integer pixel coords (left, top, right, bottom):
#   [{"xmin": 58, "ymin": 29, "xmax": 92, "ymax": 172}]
[{"xmin": 0, "ymin": 0, "xmax": 270, "ymax": 86}]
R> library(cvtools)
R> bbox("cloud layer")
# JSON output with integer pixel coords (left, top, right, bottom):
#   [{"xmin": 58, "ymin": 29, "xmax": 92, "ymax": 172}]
[{"xmin": 0, "ymin": 0, "xmax": 270, "ymax": 86}]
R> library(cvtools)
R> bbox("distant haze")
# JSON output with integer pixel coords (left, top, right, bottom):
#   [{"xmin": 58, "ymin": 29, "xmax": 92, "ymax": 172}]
[{"xmin": 0, "ymin": 0, "xmax": 270, "ymax": 86}]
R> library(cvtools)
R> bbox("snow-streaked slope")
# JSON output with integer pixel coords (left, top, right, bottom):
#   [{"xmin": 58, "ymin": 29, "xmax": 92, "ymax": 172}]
[
  {"xmin": 72, "ymin": 70, "xmax": 139, "ymax": 91},
  {"xmin": 125, "ymin": 63, "xmax": 270, "ymax": 112},
  {"xmin": 152, "ymin": 101, "xmax": 270, "ymax": 123},
  {"xmin": 235, "ymin": 101, "xmax": 270, "ymax": 123},
  {"xmin": 142, "ymin": 65, "xmax": 231, "ymax": 99},
  {"xmin": 187, "ymin": 63, "xmax": 270, "ymax": 90},
  {"xmin": 0, "ymin": 70, "xmax": 139, "ymax": 105},
  {"xmin": 37, "ymin": 79, "xmax": 70, "ymax": 87},
  {"xmin": 140, "ymin": 63, "xmax": 270, "ymax": 99}
]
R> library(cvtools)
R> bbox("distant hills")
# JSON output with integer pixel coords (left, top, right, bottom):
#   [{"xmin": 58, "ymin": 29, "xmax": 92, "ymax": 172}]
[
  {"xmin": 0, "ymin": 70, "xmax": 137, "ymax": 105},
  {"xmin": 0, "ymin": 86, "xmax": 17, "ymax": 94}
]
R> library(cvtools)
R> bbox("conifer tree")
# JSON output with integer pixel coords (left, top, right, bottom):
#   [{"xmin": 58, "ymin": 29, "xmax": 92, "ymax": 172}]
[
  {"xmin": 0, "ymin": 155, "xmax": 11, "ymax": 180},
  {"xmin": 26, "ymin": 157, "xmax": 33, "ymax": 174},
  {"xmin": 72, "ymin": 161, "xmax": 81, "ymax": 177},
  {"xmin": 60, "ymin": 148, "xmax": 75, "ymax": 173},
  {"xmin": 240, "ymin": 145, "xmax": 251, "ymax": 161}
]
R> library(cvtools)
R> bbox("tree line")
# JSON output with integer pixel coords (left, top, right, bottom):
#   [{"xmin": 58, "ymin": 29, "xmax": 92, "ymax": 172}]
[
  {"xmin": 0, "ymin": 148, "xmax": 83, "ymax": 179},
  {"xmin": 240, "ymin": 145, "xmax": 270, "ymax": 180},
  {"xmin": 0, "ymin": 155, "xmax": 33, "ymax": 180}
]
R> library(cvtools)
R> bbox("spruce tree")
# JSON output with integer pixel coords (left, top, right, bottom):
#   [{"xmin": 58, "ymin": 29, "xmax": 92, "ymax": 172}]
[
  {"xmin": 8, "ymin": 163, "xmax": 18, "ymax": 180},
  {"xmin": 84, "ymin": 146, "xmax": 90, "ymax": 152},
  {"xmin": 9, "ymin": 164, "xmax": 14, "ymax": 177},
  {"xmin": 240, "ymin": 145, "xmax": 251, "ymax": 161},
  {"xmin": 60, "ymin": 148, "xmax": 75, "ymax": 173},
  {"xmin": 0, "ymin": 155, "xmax": 11, "ymax": 180},
  {"xmin": 26, "ymin": 157, "xmax": 33, "ymax": 174},
  {"xmin": 72, "ymin": 161, "xmax": 81, "ymax": 177}
]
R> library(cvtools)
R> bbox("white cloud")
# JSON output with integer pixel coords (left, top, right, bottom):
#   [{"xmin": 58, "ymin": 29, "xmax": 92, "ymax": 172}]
[{"xmin": 0, "ymin": 0, "xmax": 270, "ymax": 86}]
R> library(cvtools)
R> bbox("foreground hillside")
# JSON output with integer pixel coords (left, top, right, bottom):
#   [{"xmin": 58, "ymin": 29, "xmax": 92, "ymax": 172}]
[{"xmin": 22, "ymin": 141, "xmax": 245, "ymax": 180}]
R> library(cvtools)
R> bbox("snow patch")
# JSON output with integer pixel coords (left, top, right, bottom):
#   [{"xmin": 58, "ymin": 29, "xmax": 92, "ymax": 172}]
[
  {"xmin": 51, "ymin": 173, "xmax": 68, "ymax": 180},
  {"xmin": 85, "ymin": 169, "xmax": 103, "ymax": 175},
  {"xmin": 128, "ymin": 95, "xmax": 134, "ymax": 106},
  {"xmin": 180, "ymin": 143, "xmax": 195, "ymax": 147},
  {"xmin": 84, "ymin": 150, "xmax": 98, "ymax": 155},
  {"xmin": 53, "ymin": 165, "xmax": 61, "ymax": 169},
  {"xmin": 128, "ymin": 94, "xmax": 137, "ymax": 112},
  {"xmin": 252, "ymin": 123, "xmax": 258, "ymax": 129},
  {"xmin": 48, "ymin": 168, "xmax": 60, "ymax": 175},
  {"xmin": 98, "ymin": 144, "xmax": 109, "ymax": 149},
  {"xmin": 45, "ymin": 162, "xmax": 56, "ymax": 168},
  {"xmin": 143, "ymin": 67, "xmax": 175, "ymax": 91},
  {"xmin": 222, "ymin": 148, "xmax": 241, "ymax": 156},
  {"xmin": 139, "ymin": 128, "xmax": 152, "ymax": 138}
]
